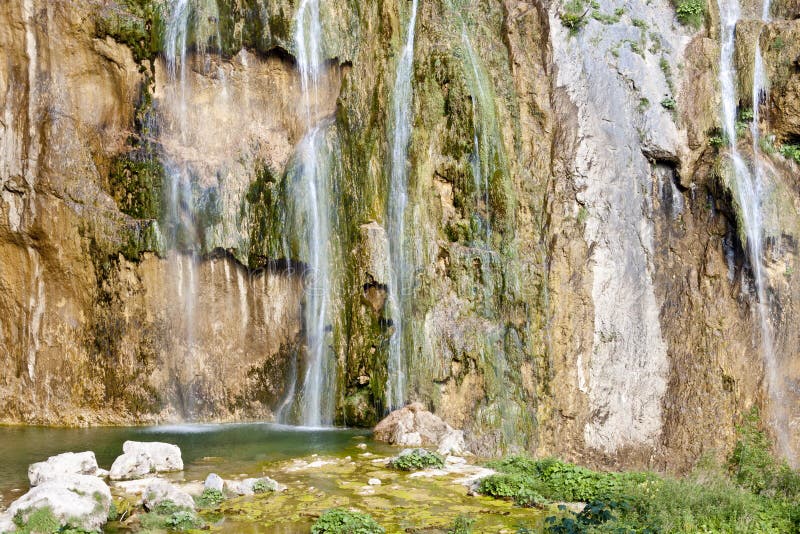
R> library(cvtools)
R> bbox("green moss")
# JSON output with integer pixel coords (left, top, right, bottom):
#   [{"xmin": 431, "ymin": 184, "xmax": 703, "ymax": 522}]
[
  {"xmin": 108, "ymin": 154, "xmax": 164, "ymax": 220},
  {"xmin": 95, "ymin": 0, "xmax": 165, "ymax": 69},
  {"xmin": 13, "ymin": 507, "xmax": 61, "ymax": 534}
]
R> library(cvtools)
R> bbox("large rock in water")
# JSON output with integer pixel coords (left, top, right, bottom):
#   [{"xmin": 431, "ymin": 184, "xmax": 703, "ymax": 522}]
[
  {"xmin": 1, "ymin": 474, "xmax": 111, "ymax": 532},
  {"xmin": 109, "ymin": 441, "xmax": 183, "ymax": 480},
  {"xmin": 28, "ymin": 451, "xmax": 105, "ymax": 486},
  {"xmin": 142, "ymin": 479, "xmax": 195, "ymax": 511},
  {"xmin": 374, "ymin": 403, "xmax": 466, "ymax": 455}
]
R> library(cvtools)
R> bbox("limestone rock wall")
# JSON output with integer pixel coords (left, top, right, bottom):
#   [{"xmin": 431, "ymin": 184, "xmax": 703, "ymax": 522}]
[{"xmin": 1, "ymin": 0, "xmax": 800, "ymax": 471}]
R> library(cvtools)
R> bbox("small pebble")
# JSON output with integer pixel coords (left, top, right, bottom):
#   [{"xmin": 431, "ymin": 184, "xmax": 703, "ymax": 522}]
[
  {"xmin": 368, "ymin": 478, "xmax": 381, "ymax": 485},
  {"xmin": 356, "ymin": 443, "xmax": 368, "ymax": 450}
]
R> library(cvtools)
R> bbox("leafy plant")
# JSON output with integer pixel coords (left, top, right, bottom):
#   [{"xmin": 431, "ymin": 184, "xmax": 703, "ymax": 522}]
[
  {"xmin": 195, "ymin": 488, "xmax": 225, "ymax": 508},
  {"xmin": 780, "ymin": 144, "xmax": 800, "ymax": 163},
  {"xmin": 448, "ymin": 514, "xmax": 475, "ymax": 534},
  {"xmin": 477, "ymin": 474, "xmax": 547, "ymax": 507},
  {"xmin": 164, "ymin": 510, "xmax": 203, "ymax": 531},
  {"xmin": 675, "ymin": 0, "xmax": 706, "ymax": 27},
  {"xmin": 311, "ymin": 508, "xmax": 385, "ymax": 534},
  {"xmin": 390, "ymin": 449, "xmax": 445, "ymax": 471},
  {"xmin": 661, "ymin": 96, "xmax": 677, "ymax": 110},
  {"xmin": 561, "ymin": 0, "xmax": 589, "ymax": 33}
]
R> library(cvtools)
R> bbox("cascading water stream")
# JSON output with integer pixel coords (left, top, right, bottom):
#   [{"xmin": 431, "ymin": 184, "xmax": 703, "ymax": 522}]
[
  {"xmin": 163, "ymin": 0, "xmax": 199, "ymax": 397},
  {"xmin": 293, "ymin": 0, "xmax": 335, "ymax": 427},
  {"xmin": 386, "ymin": 0, "xmax": 419, "ymax": 412},
  {"xmin": 717, "ymin": 0, "xmax": 793, "ymax": 461},
  {"xmin": 461, "ymin": 26, "xmax": 492, "ymax": 243}
]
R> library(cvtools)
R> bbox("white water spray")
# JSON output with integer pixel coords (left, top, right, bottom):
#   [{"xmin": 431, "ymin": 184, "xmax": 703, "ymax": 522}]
[
  {"xmin": 293, "ymin": 0, "xmax": 335, "ymax": 427},
  {"xmin": 717, "ymin": 0, "xmax": 793, "ymax": 461},
  {"xmin": 386, "ymin": 0, "xmax": 419, "ymax": 411}
]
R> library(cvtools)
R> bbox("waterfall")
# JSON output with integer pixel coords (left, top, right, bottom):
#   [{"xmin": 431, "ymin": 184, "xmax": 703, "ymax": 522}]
[
  {"xmin": 716, "ymin": 0, "xmax": 793, "ymax": 461},
  {"xmin": 461, "ymin": 27, "xmax": 492, "ymax": 243},
  {"xmin": 292, "ymin": 0, "xmax": 335, "ymax": 427},
  {"xmin": 386, "ymin": 0, "xmax": 420, "ymax": 412}
]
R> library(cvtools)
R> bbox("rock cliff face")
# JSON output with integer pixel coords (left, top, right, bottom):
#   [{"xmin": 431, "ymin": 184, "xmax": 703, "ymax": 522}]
[{"xmin": 1, "ymin": 0, "xmax": 799, "ymax": 470}]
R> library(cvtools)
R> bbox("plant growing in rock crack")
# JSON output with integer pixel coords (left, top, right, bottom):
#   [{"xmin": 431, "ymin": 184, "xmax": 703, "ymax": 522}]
[
  {"xmin": 311, "ymin": 508, "xmax": 385, "ymax": 534},
  {"xmin": 389, "ymin": 449, "xmax": 445, "ymax": 471},
  {"xmin": 560, "ymin": 0, "xmax": 589, "ymax": 34},
  {"xmin": 253, "ymin": 479, "xmax": 275, "ymax": 494},
  {"xmin": 660, "ymin": 96, "xmax": 676, "ymax": 110},
  {"xmin": 675, "ymin": 0, "xmax": 706, "ymax": 28}
]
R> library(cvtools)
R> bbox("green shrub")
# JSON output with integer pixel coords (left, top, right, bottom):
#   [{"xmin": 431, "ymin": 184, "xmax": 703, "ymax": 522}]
[
  {"xmin": 661, "ymin": 96, "xmax": 677, "ymax": 110},
  {"xmin": 195, "ymin": 488, "xmax": 225, "ymax": 508},
  {"xmin": 311, "ymin": 508, "xmax": 385, "ymax": 534},
  {"xmin": 477, "ymin": 474, "xmax": 547, "ymax": 507},
  {"xmin": 252, "ymin": 479, "xmax": 275, "ymax": 494},
  {"xmin": 675, "ymin": 0, "xmax": 706, "ymax": 28},
  {"xmin": 390, "ymin": 449, "xmax": 445, "ymax": 471},
  {"xmin": 152, "ymin": 499, "xmax": 184, "ymax": 515},
  {"xmin": 448, "ymin": 514, "xmax": 475, "ymax": 534}
]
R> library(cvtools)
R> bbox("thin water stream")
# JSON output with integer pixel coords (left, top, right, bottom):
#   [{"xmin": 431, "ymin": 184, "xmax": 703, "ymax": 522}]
[
  {"xmin": 386, "ymin": 0, "xmax": 420, "ymax": 412},
  {"xmin": 716, "ymin": 0, "xmax": 793, "ymax": 462}
]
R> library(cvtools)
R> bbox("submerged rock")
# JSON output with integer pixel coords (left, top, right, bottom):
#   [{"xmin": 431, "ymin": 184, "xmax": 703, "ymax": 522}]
[
  {"xmin": 142, "ymin": 479, "xmax": 195, "ymax": 511},
  {"xmin": 3, "ymin": 474, "xmax": 111, "ymax": 532},
  {"xmin": 109, "ymin": 441, "xmax": 183, "ymax": 480},
  {"xmin": 374, "ymin": 403, "xmax": 466, "ymax": 455},
  {"xmin": 28, "ymin": 451, "xmax": 105, "ymax": 486}
]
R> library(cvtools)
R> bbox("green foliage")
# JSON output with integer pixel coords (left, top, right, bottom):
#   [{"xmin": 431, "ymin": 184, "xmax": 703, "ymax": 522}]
[
  {"xmin": 484, "ymin": 413, "xmax": 800, "ymax": 533},
  {"xmin": 311, "ymin": 508, "xmax": 385, "ymax": 534},
  {"xmin": 638, "ymin": 98, "xmax": 651, "ymax": 113},
  {"xmin": 632, "ymin": 18, "xmax": 649, "ymax": 29},
  {"xmin": 448, "ymin": 514, "xmax": 475, "ymax": 534},
  {"xmin": 780, "ymin": 144, "xmax": 800, "ymax": 163},
  {"xmin": 478, "ymin": 473, "xmax": 547, "ymax": 507},
  {"xmin": 253, "ymin": 479, "xmax": 273, "ymax": 494},
  {"xmin": 152, "ymin": 499, "xmax": 184, "ymax": 516},
  {"xmin": 390, "ymin": 449, "xmax": 445, "ymax": 471},
  {"xmin": 675, "ymin": 0, "xmax": 706, "ymax": 28},
  {"xmin": 561, "ymin": 0, "xmax": 588, "ymax": 33},
  {"xmin": 728, "ymin": 407, "xmax": 800, "ymax": 499},
  {"xmin": 195, "ymin": 488, "xmax": 225, "ymax": 508},
  {"xmin": 164, "ymin": 510, "xmax": 203, "ymax": 531},
  {"xmin": 661, "ymin": 96, "xmax": 677, "ymax": 110},
  {"xmin": 591, "ymin": 10, "xmax": 621, "ymax": 24},
  {"xmin": 545, "ymin": 501, "xmax": 635, "ymax": 533}
]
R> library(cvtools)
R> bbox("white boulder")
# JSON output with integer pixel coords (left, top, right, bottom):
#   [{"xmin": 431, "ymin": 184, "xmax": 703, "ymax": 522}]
[
  {"xmin": 143, "ymin": 479, "xmax": 195, "ymax": 511},
  {"xmin": 225, "ymin": 476, "xmax": 285, "ymax": 496},
  {"xmin": 28, "ymin": 451, "xmax": 103, "ymax": 486},
  {"xmin": 4, "ymin": 474, "xmax": 111, "ymax": 532},
  {"xmin": 109, "ymin": 441, "xmax": 183, "ymax": 480},
  {"xmin": 204, "ymin": 473, "xmax": 224, "ymax": 491}
]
